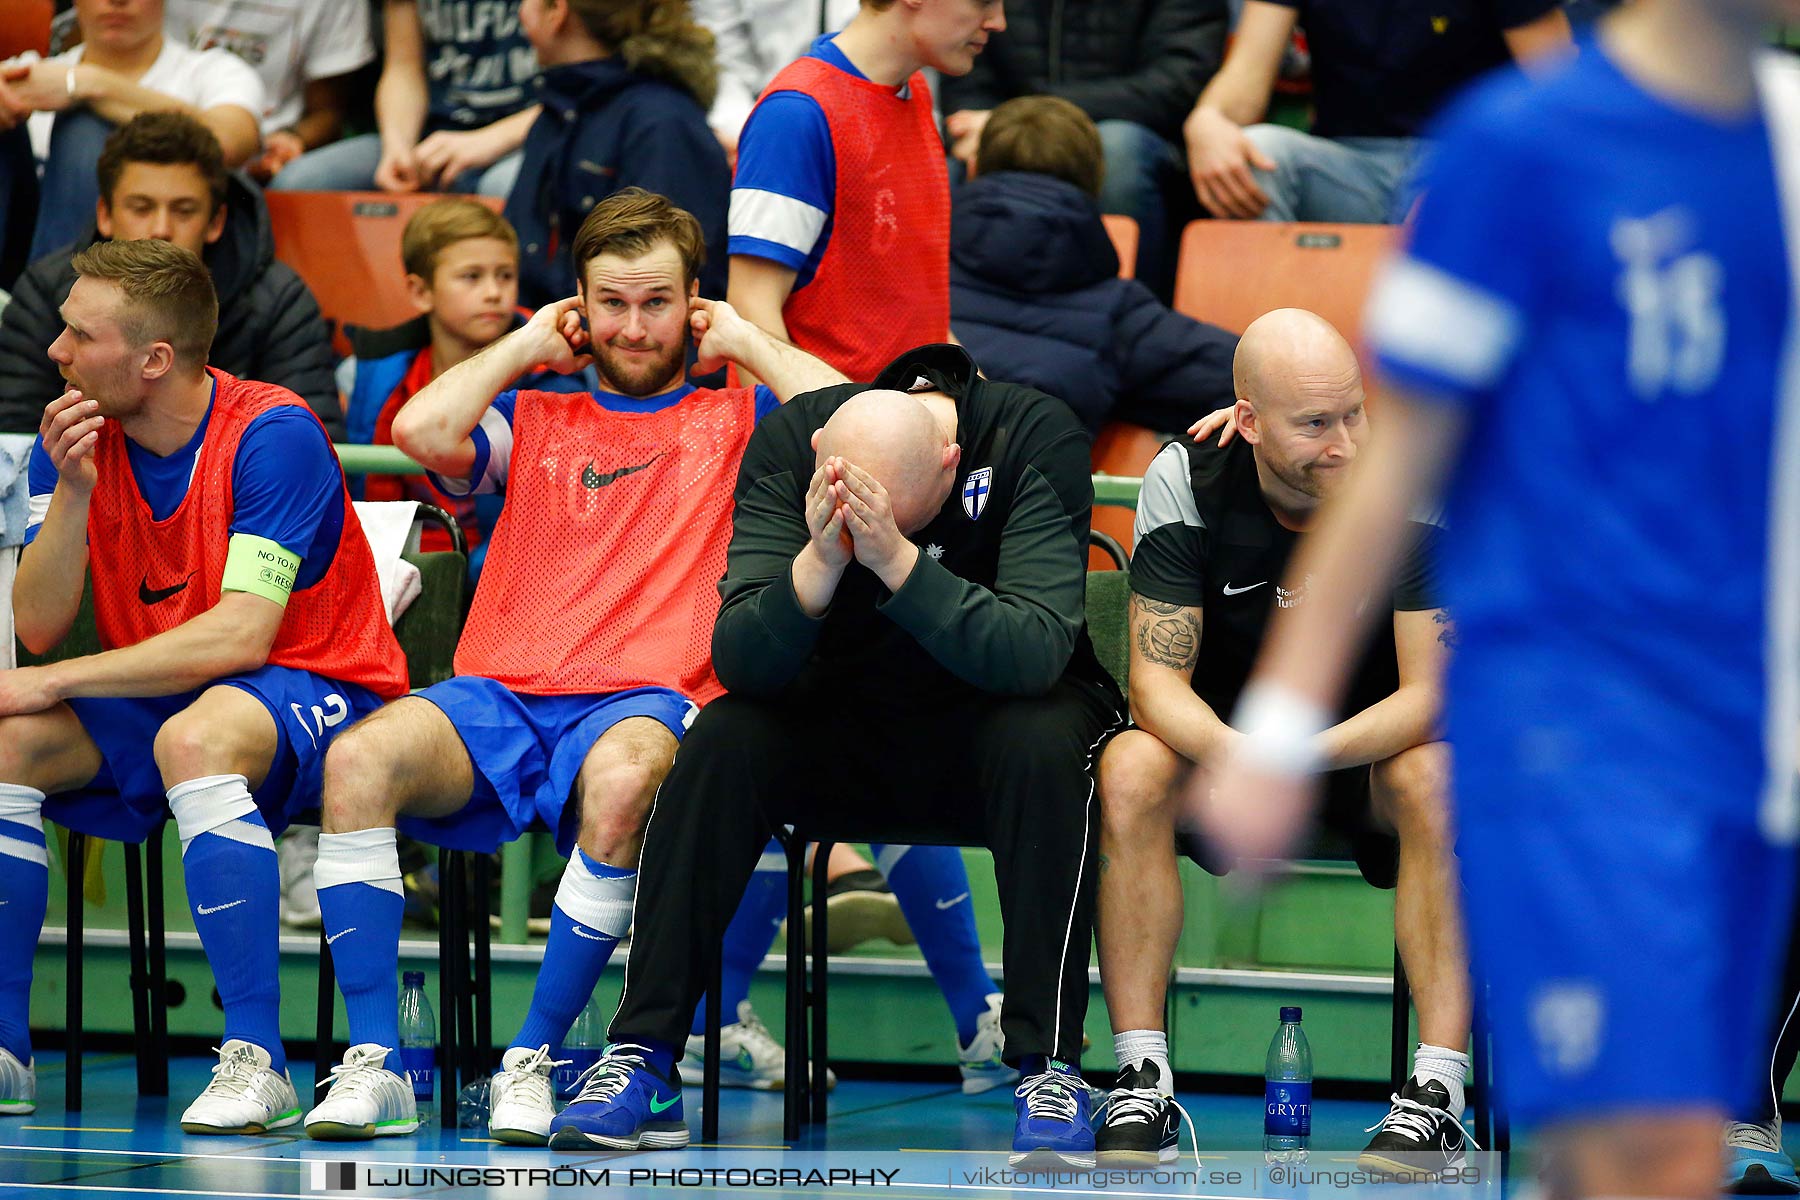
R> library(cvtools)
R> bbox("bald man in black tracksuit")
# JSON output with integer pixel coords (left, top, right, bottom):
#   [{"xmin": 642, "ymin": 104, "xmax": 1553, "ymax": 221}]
[{"xmin": 549, "ymin": 344, "xmax": 1124, "ymax": 1169}]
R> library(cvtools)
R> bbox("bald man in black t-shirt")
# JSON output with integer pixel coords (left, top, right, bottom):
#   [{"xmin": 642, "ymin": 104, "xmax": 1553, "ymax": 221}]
[{"xmin": 1092, "ymin": 310, "xmax": 1469, "ymax": 1170}]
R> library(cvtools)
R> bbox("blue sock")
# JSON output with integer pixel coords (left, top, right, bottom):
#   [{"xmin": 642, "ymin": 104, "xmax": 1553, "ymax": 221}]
[
  {"xmin": 629, "ymin": 1038, "xmax": 679, "ymax": 1082},
  {"xmin": 0, "ymin": 785, "xmax": 49, "ymax": 1063},
  {"xmin": 874, "ymin": 844, "xmax": 996, "ymax": 1045},
  {"xmin": 170, "ymin": 775, "xmax": 285, "ymax": 1073},
  {"xmin": 513, "ymin": 849, "xmax": 633, "ymax": 1052},
  {"xmin": 1020, "ymin": 1054, "xmax": 1080, "ymax": 1078},
  {"xmin": 691, "ymin": 839, "xmax": 787, "ymax": 1036},
  {"xmin": 315, "ymin": 827, "xmax": 406, "ymax": 1052}
]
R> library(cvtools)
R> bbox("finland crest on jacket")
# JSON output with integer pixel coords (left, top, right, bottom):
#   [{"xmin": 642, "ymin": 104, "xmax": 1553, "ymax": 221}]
[{"xmin": 962, "ymin": 467, "xmax": 993, "ymax": 520}]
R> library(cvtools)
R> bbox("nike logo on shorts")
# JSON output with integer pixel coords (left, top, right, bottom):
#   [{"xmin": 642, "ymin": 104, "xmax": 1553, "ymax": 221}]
[
  {"xmin": 935, "ymin": 892, "xmax": 970, "ymax": 910},
  {"xmin": 197, "ymin": 899, "xmax": 248, "ymax": 915},
  {"xmin": 1222, "ymin": 581, "xmax": 1267, "ymax": 596}
]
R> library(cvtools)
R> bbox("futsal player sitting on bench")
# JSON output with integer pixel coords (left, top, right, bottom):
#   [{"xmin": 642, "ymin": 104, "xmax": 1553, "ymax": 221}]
[
  {"xmin": 302, "ymin": 189, "xmax": 847, "ymax": 1144},
  {"xmin": 0, "ymin": 241, "xmax": 408, "ymax": 1130}
]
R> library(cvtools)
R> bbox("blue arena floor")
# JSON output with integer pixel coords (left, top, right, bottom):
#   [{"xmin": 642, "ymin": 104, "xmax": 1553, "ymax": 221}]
[{"xmin": 0, "ymin": 1053, "xmax": 1508, "ymax": 1199}]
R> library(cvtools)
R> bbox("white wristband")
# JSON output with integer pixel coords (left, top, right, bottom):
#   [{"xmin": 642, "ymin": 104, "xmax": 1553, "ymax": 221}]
[
  {"xmin": 65, "ymin": 67, "xmax": 78, "ymax": 101},
  {"xmin": 1232, "ymin": 681, "xmax": 1330, "ymax": 777}
]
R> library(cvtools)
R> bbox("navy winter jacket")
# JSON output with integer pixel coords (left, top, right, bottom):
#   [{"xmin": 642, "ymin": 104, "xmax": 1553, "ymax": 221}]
[
  {"xmin": 949, "ymin": 172, "xmax": 1236, "ymax": 437},
  {"xmin": 506, "ymin": 54, "xmax": 730, "ymax": 308}
]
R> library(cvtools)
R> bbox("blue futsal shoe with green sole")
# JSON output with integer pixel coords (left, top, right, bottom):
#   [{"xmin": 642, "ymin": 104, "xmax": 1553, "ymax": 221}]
[{"xmin": 548, "ymin": 1044, "xmax": 689, "ymax": 1151}]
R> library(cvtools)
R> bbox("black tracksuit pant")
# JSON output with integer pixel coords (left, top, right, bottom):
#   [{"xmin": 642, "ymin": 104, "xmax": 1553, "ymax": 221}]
[{"xmin": 608, "ymin": 678, "xmax": 1123, "ymax": 1066}]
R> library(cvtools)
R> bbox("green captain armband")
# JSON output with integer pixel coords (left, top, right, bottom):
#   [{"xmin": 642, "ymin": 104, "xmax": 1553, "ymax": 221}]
[{"xmin": 222, "ymin": 533, "xmax": 303, "ymax": 606}]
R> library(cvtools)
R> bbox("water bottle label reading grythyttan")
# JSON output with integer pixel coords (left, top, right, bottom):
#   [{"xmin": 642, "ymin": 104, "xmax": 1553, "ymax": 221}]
[
  {"xmin": 400, "ymin": 1047, "xmax": 435, "ymax": 1100},
  {"xmin": 1264, "ymin": 1080, "xmax": 1312, "ymax": 1137}
]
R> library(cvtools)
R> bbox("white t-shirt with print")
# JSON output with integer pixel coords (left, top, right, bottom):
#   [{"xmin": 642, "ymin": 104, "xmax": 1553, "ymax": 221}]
[
  {"xmin": 163, "ymin": 0, "xmax": 377, "ymax": 134},
  {"xmin": 19, "ymin": 38, "xmax": 265, "ymax": 159}
]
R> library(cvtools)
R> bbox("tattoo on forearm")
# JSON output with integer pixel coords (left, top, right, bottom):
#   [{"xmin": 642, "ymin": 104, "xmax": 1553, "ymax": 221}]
[{"xmin": 1433, "ymin": 609, "xmax": 1459, "ymax": 649}]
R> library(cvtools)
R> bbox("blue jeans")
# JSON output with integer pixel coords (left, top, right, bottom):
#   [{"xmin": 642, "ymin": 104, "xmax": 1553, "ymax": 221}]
[
  {"xmin": 28, "ymin": 108, "xmax": 114, "ymax": 261},
  {"xmin": 1242, "ymin": 125, "xmax": 1425, "ymax": 224},
  {"xmin": 270, "ymin": 131, "xmax": 523, "ymax": 198},
  {"xmin": 1095, "ymin": 118, "xmax": 1188, "ymax": 301}
]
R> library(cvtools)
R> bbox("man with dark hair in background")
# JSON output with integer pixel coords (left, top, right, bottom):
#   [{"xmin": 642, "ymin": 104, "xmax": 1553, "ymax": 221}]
[{"xmin": 0, "ymin": 111, "xmax": 339, "ymax": 437}]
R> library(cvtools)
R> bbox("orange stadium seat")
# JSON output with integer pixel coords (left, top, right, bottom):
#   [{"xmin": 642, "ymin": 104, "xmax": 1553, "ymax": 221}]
[
  {"xmin": 265, "ymin": 191, "xmax": 505, "ymax": 356},
  {"xmin": 1089, "ymin": 419, "xmax": 1166, "ymax": 565},
  {"xmin": 0, "ymin": 0, "xmax": 53, "ymax": 59},
  {"xmin": 1172, "ymin": 220, "xmax": 1400, "ymax": 358},
  {"xmin": 1101, "ymin": 213, "xmax": 1139, "ymax": 280}
]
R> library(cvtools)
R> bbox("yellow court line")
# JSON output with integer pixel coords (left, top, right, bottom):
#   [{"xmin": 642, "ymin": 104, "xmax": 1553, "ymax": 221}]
[
  {"xmin": 21, "ymin": 1126, "xmax": 135, "ymax": 1133},
  {"xmin": 458, "ymin": 1137, "xmax": 501, "ymax": 1144}
]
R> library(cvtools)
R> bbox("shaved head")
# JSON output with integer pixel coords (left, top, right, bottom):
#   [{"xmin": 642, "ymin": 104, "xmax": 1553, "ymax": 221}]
[
  {"xmin": 1231, "ymin": 309, "xmax": 1368, "ymax": 510},
  {"xmin": 1233, "ymin": 308, "xmax": 1362, "ymax": 415},
  {"xmin": 816, "ymin": 390, "xmax": 958, "ymax": 533}
]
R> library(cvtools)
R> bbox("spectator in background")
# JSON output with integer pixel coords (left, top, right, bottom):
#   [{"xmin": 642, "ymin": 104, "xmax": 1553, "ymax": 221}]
[
  {"xmin": 1183, "ymin": 0, "xmax": 1570, "ymax": 223},
  {"xmin": 727, "ymin": 0, "xmax": 1003, "ymax": 383},
  {"xmin": 951, "ymin": 97, "xmax": 1235, "ymax": 439},
  {"xmin": 939, "ymin": 0, "xmax": 1225, "ymax": 301},
  {"xmin": 690, "ymin": 0, "xmax": 856, "ymax": 163},
  {"xmin": 337, "ymin": 197, "xmax": 591, "ymax": 578},
  {"xmin": 0, "ymin": 113, "xmax": 340, "ymax": 438},
  {"xmin": 272, "ymin": 0, "xmax": 540, "ymax": 197},
  {"xmin": 0, "ymin": 0, "xmax": 263, "ymax": 261},
  {"xmin": 163, "ymin": 0, "xmax": 378, "ymax": 184},
  {"xmin": 505, "ymin": 0, "xmax": 729, "ymax": 308}
]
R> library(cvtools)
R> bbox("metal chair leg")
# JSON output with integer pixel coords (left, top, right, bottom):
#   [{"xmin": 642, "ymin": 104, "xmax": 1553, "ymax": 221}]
[
  {"xmin": 809, "ymin": 841, "xmax": 831, "ymax": 1126},
  {"xmin": 438, "ymin": 849, "xmax": 462, "ymax": 1130},
  {"xmin": 124, "ymin": 841, "xmax": 152, "ymax": 1096},
  {"xmin": 471, "ymin": 853, "xmax": 493, "ymax": 1065},
  {"xmin": 1390, "ymin": 944, "xmax": 1410, "ymax": 1094},
  {"xmin": 782, "ymin": 832, "xmax": 807, "ymax": 1139},
  {"xmin": 146, "ymin": 823, "xmax": 169, "ymax": 1095},
  {"xmin": 703, "ymin": 941, "xmax": 722, "ymax": 1144},
  {"xmin": 65, "ymin": 832, "xmax": 85, "ymax": 1113}
]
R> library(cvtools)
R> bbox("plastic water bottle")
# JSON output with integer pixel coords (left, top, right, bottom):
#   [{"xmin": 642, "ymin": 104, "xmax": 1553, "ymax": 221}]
[
  {"xmin": 1263, "ymin": 1005, "xmax": 1312, "ymax": 1163},
  {"xmin": 554, "ymin": 993, "xmax": 605, "ymax": 1102},
  {"xmin": 398, "ymin": 971, "xmax": 437, "ymax": 1123}
]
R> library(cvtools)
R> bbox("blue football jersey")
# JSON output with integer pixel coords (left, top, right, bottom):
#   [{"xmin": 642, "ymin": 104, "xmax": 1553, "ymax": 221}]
[{"xmin": 1364, "ymin": 47, "xmax": 1800, "ymax": 833}]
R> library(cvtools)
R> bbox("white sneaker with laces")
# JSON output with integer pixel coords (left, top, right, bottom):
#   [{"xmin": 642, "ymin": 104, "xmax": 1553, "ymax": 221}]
[
  {"xmin": 680, "ymin": 1000, "xmax": 836, "ymax": 1091},
  {"xmin": 304, "ymin": 1043, "xmax": 419, "ymax": 1140},
  {"xmin": 959, "ymin": 993, "xmax": 1020, "ymax": 1095},
  {"xmin": 489, "ymin": 1044, "xmax": 567, "ymax": 1145},
  {"xmin": 179, "ymin": 1040, "xmax": 301, "ymax": 1134},
  {"xmin": 0, "ymin": 1047, "xmax": 36, "ymax": 1115}
]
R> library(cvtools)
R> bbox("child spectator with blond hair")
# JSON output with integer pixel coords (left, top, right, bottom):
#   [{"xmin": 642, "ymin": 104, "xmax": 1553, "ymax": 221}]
[{"xmin": 337, "ymin": 197, "xmax": 590, "ymax": 575}]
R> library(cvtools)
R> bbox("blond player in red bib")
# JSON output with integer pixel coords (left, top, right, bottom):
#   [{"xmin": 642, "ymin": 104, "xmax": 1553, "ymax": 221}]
[
  {"xmin": 0, "ymin": 240, "xmax": 407, "ymax": 1132},
  {"xmin": 301, "ymin": 188, "xmax": 848, "ymax": 1144}
]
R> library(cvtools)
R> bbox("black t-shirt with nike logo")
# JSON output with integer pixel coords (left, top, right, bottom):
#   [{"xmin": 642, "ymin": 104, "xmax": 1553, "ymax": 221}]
[{"xmin": 1129, "ymin": 437, "xmax": 1438, "ymax": 722}]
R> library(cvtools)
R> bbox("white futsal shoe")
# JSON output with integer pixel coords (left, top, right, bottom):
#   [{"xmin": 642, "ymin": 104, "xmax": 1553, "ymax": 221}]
[
  {"xmin": 304, "ymin": 1043, "xmax": 419, "ymax": 1140},
  {"xmin": 0, "ymin": 1047, "xmax": 36, "ymax": 1115},
  {"xmin": 682, "ymin": 1000, "xmax": 836, "ymax": 1091},
  {"xmin": 959, "ymin": 993, "xmax": 1020, "ymax": 1094},
  {"xmin": 488, "ymin": 1044, "xmax": 565, "ymax": 1145},
  {"xmin": 179, "ymin": 1040, "xmax": 302, "ymax": 1134}
]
